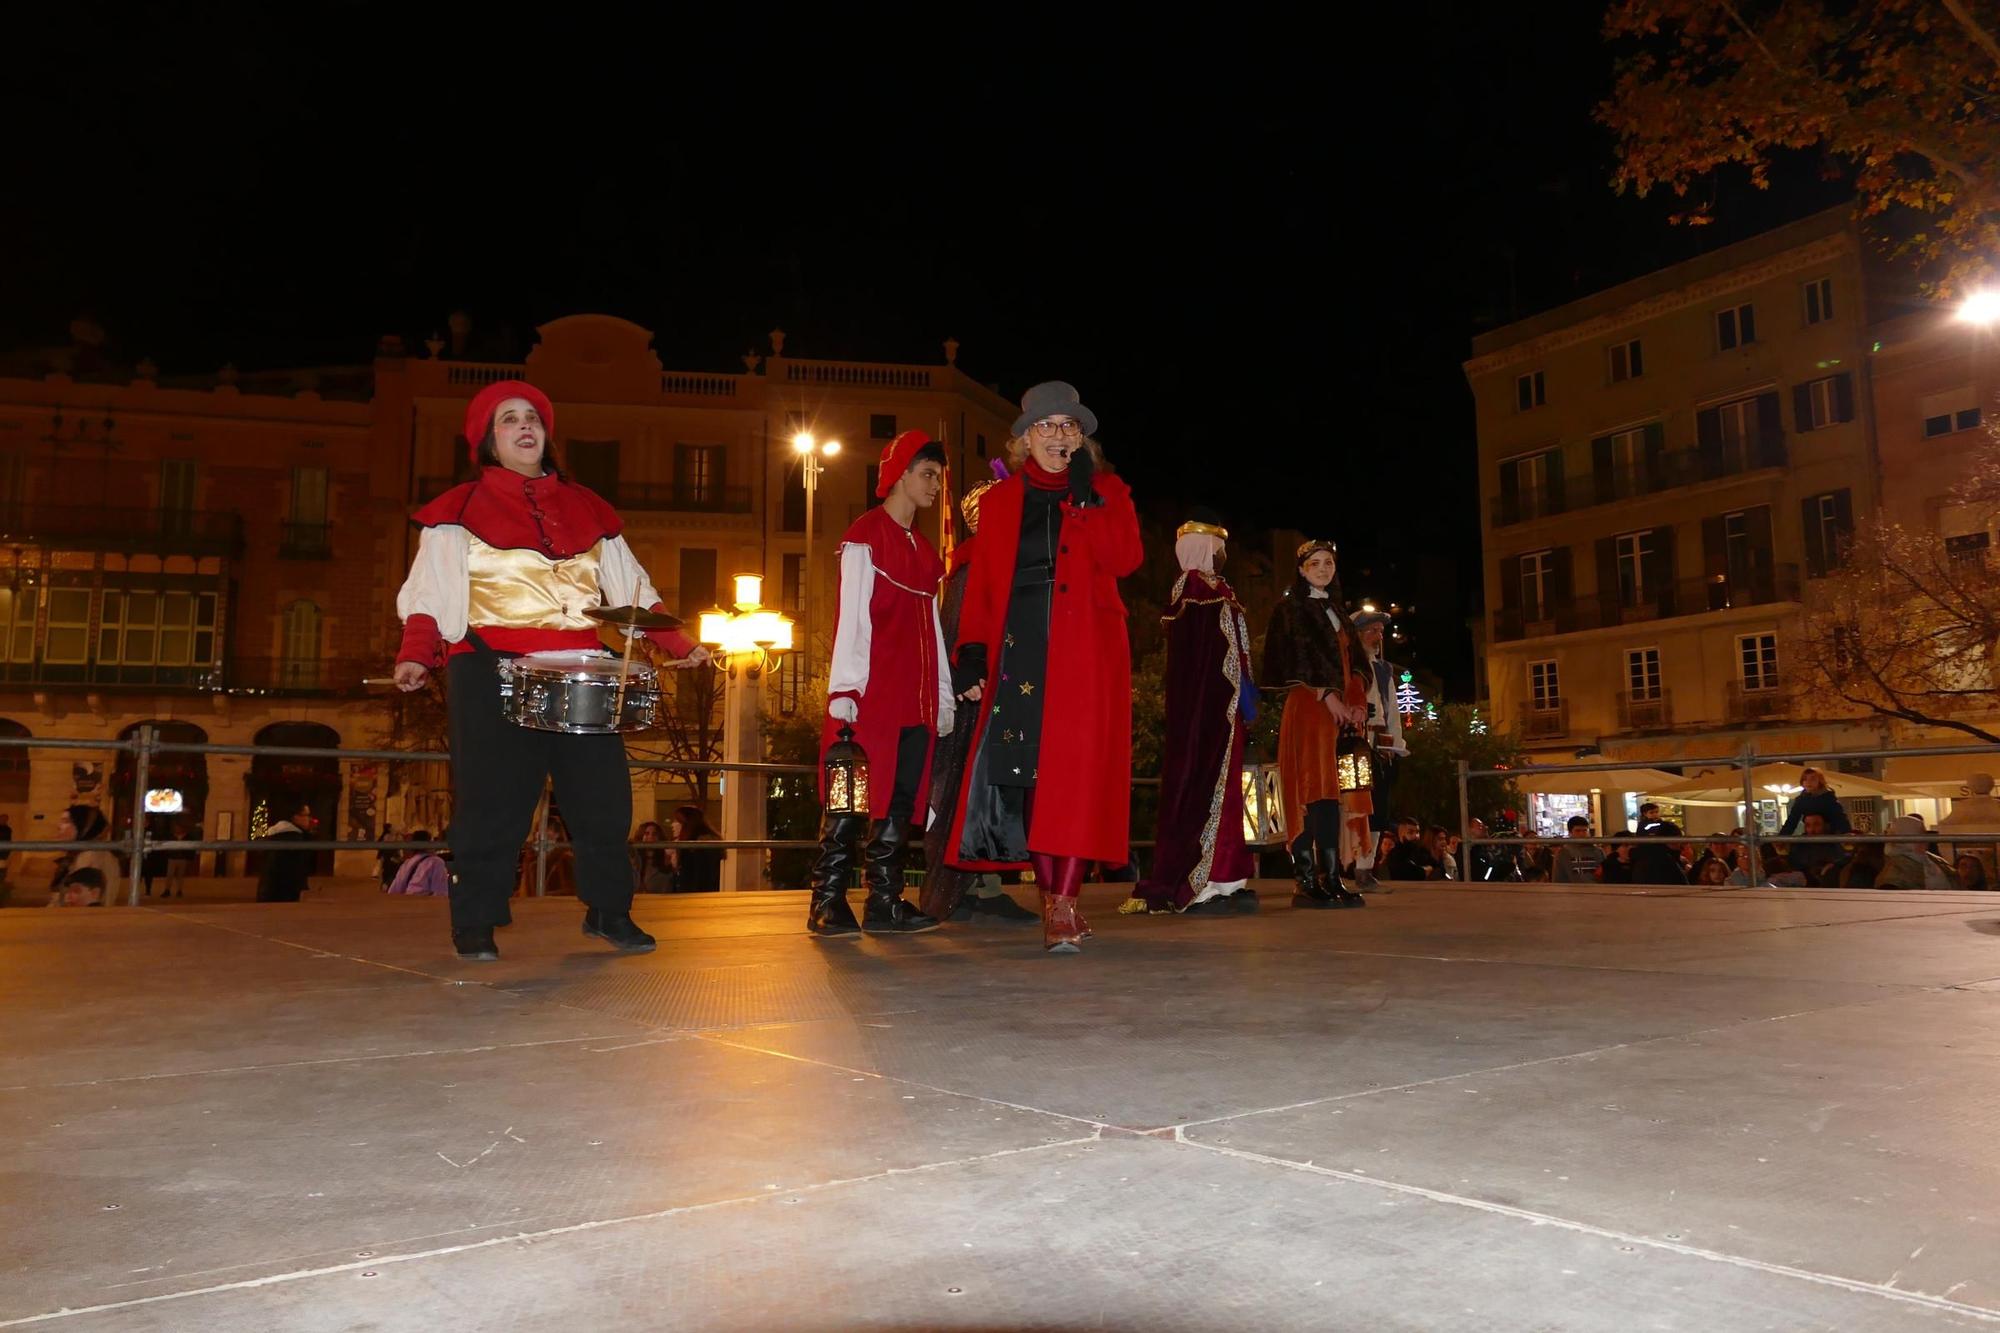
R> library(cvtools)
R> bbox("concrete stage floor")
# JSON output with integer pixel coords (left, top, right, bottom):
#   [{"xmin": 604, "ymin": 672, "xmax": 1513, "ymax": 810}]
[{"xmin": 8, "ymin": 880, "xmax": 2000, "ymax": 1331}]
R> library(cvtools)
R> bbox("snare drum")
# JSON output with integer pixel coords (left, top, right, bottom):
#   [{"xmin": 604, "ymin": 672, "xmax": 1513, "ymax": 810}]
[{"xmin": 496, "ymin": 652, "xmax": 660, "ymax": 734}]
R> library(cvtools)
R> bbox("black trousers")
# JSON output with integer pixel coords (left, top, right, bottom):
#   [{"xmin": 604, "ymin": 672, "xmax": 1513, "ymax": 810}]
[
  {"xmin": 885, "ymin": 725, "xmax": 927, "ymax": 824},
  {"xmin": 446, "ymin": 654, "xmax": 634, "ymax": 933},
  {"xmin": 1370, "ymin": 758, "xmax": 1399, "ymax": 833}
]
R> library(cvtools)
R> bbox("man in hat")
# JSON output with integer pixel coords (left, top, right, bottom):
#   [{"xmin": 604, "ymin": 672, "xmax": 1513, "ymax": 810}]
[
  {"xmin": 1129, "ymin": 512, "xmax": 1259, "ymax": 914},
  {"xmin": 1350, "ymin": 609, "xmax": 1408, "ymax": 889},
  {"xmin": 807, "ymin": 431, "xmax": 956, "ymax": 936},
  {"xmin": 392, "ymin": 380, "xmax": 707, "ymax": 962}
]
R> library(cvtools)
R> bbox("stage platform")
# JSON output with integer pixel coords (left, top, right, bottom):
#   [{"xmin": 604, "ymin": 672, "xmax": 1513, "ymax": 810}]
[{"xmin": 8, "ymin": 879, "xmax": 2000, "ymax": 1331}]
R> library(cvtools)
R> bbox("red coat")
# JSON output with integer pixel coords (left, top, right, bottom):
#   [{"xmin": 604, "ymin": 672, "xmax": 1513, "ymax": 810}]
[{"xmin": 944, "ymin": 470, "xmax": 1143, "ymax": 868}]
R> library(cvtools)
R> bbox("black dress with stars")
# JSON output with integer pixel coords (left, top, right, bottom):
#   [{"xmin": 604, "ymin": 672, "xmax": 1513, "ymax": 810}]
[{"xmin": 955, "ymin": 483, "xmax": 1063, "ymax": 861}]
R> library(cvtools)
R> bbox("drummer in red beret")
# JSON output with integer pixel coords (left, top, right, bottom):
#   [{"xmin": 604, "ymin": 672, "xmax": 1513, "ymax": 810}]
[{"xmin": 392, "ymin": 380, "xmax": 708, "ymax": 961}]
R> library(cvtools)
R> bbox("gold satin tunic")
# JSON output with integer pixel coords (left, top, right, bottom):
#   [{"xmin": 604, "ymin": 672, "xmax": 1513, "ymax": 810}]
[{"xmin": 466, "ymin": 535, "xmax": 606, "ymax": 629}]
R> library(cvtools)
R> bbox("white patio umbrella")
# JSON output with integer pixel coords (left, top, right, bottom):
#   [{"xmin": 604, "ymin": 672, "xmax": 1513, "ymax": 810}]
[
  {"xmin": 1647, "ymin": 762, "xmax": 1926, "ymax": 807},
  {"xmin": 1506, "ymin": 766, "xmax": 1685, "ymax": 796}
]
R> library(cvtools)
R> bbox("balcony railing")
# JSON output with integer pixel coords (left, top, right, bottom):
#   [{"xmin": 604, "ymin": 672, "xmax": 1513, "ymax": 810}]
[
  {"xmin": 279, "ymin": 520, "xmax": 332, "ymax": 559},
  {"xmin": 0, "ymin": 656, "xmax": 372, "ymax": 695},
  {"xmin": 1724, "ymin": 680, "xmax": 1789, "ymax": 724},
  {"xmin": 1494, "ymin": 564, "xmax": 1801, "ymax": 642},
  {"xmin": 1521, "ymin": 700, "xmax": 1570, "ymax": 739},
  {"xmin": 0, "ymin": 505, "xmax": 244, "ymax": 557},
  {"xmin": 1490, "ymin": 435, "xmax": 1790, "ymax": 528},
  {"xmin": 1616, "ymin": 688, "xmax": 1673, "ymax": 730}
]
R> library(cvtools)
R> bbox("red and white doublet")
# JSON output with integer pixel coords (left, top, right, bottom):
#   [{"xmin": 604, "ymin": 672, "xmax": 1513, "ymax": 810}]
[
  {"xmin": 395, "ymin": 466, "xmax": 695, "ymax": 663},
  {"xmin": 818, "ymin": 504, "xmax": 954, "ymax": 822}
]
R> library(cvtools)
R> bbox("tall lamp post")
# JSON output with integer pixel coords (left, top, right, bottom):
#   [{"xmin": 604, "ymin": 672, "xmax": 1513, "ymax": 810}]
[
  {"xmin": 790, "ymin": 432, "xmax": 841, "ymax": 683},
  {"xmin": 698, "ymin": 575, "xmax": 795, "ymax": 890}
]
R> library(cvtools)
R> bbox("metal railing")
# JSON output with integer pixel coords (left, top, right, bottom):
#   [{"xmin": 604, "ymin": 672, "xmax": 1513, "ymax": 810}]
[
  {"xmin": 1456, "ymin": 740, "xmax": 2000, "ymax": 892},
  {"xmin": 3, "ymin": 729, "xmax": 1177, "ymax": 906},
  {"xmin": 1489, "ymin": 438, "xmax": 1789, "ymax": 529},
  {"xmin": 0, "ymin": 505, "xmax": 244, "ymax": 555},
  {"xmin": 1494, "ymin": 565, "xmax": 1802, "ymax": 642}
]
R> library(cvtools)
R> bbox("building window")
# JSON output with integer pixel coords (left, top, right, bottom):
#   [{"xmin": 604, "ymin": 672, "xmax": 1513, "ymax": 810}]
[
  {"xmin": 1738, "ymin": 633, "xmax": 1779, "ymax": 692},
  {"xmin": 160, "ymin": 460, "xmax": 197, "ymax": 535},
  {"xmin": 864, "ymin": 464, "xmax": 880, "ymax": 501},
  {"xmin": 869, "ymin": 414, "xmax": 898, "ymax": 441},
  {"xmin": 1503, "ymin": 450, "xmax": 1553, "ymax": 521},
  {"xmin": 1625, "ymin": 647, "xmax": 1662, "ymax": 701},
  {"xmin": 1803, "ymin": 490, "xmax": 1853, "ymax": 577},
  {"xmin": 1716, "ymin": 303, "xmax": 1757, "ymax": 351},
  {"xmin": 281, "ymin": 601, "xmax": 322, "ymax": 689},
  {"xmin": 99, "ymin": 590, "xmax": 217, "ymax": 669},
  {"xmin": 0, "ymin": 589, "xmax": 34, "ymax": 664},
  {"xmin": 1515, "ymin": 370, "xmax": 1546, "ymax": 412},
  {"xmin": 1608, "ymin": 339, "xmax": 1643, "ymax": 383},
  {"xmin": 775, "ymin": 650, "xmax": 805, "ymax": 717},
  {"xmin": 677, "ymin": 547, "xmax": 718, "ymax": 616},
  {"xmin": 1520, "ymin": 548, "xmax": 1555, "ymax": 622},
  {"xmin": 1947, "ymin": 531, "xmax": 1992, "ymax": 571},
  {"xmin": 781, "ymin": 476, "xmax": 806, "ymax": 532},
  {"xmin": 284, "ymin": 466, "xmax": 331, "ymax": 558},
  {"xmin": 567, "ymin": 439, "xmax": 621, "ymax": 498},
  {"xmin": 1924, "ymin": 407, "xmax": 1984, "ymax": 437},
  {"xmin": 1830, "ymin": 623, "xmax": 1860, "ymax": 679},
  {"xmin": 45, "ymin": 587, "xmax": 91, "ymax": 665},
  {"xmin": 975, "ymin": 433, "xmax": 987, "ymax": 458},
  {"xmin": 1529, "ymin": 659, "xmax": 1560, "ymax": 711},
  {"xmin": 1796, "ymin": 373, "xmax": 1855, "ymax": 430},
  {"xmin": 781, "ymin": 553, "xmax": 804, "ymax": 612},
  {"xmin": 1616, "ymin": 529, "xmax": 1657, "ymax": 606},
  {"xmin": 1803, "ymin": 277, "xmax": 1834, "ymax": 326},
  {"xmin": 675, "ymin": 444, "xmax": 723, "ymax": 507}
]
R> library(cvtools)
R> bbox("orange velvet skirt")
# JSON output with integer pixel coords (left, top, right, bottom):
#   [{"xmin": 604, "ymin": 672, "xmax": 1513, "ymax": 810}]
[{"xmin": 1278, "ymin": 685, "xmax": 1373, "ymax": 844}]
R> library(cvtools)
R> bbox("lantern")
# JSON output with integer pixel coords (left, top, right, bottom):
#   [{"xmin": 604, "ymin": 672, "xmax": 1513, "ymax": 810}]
[
  {"xmin": 822, "ymin": 724, "xmax": 871, "ymax": 815},
  {"xmin": 1336, "ymin": 731, "xmax": 1374, "ymax": 794},
  {"xmin": 1239, "ymin": 762, "xmax": 1287, "ymax": 844}
]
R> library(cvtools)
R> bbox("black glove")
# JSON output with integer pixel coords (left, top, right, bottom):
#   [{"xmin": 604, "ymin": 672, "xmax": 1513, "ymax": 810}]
[
  {"xmin": 1065, "ymin": 447, "xmax": 1098, "ymax": 507},
  {"xmin": 952, "ymin": 643, "xmax": 988, "ymax": 697}
]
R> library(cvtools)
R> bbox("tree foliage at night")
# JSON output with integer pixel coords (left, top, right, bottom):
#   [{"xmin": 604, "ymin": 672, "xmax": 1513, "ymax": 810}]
[
  {"xmin": 1796, "ymin": 439, "xmax": 2000, "ymax": 743},
  {"xmin": 1599, "ymin": 0, "xmax": 2000, "ymax": 289}
]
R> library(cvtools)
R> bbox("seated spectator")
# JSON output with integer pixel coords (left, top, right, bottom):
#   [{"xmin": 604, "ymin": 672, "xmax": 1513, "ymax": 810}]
[
  {"xmin": 47, "ymin": 805, "xmax": 118, "ymax": 907},
  {"xmin": 1630, "ymin": 821, "xmax": 1690, "ymax": 886},
  {"xmin": 1599, "ymin": 835, "xmax": 1635, "ymax": 884},
  {"xmin": 1690, "ymin": 834, "xmax": 1739, "ymax": 881},
  {"xmin": 386, "ymin": 830, "xmax": 450, "ymax": 897},
  {"xmin": 1384, "ymin": 817, "xmax": 1441, "ymax": 882},
  {"xmin": 1956, "ymin": 853, "xmax": 1992, "ymax": 891},
  {"xmin": 1695, "ymin": 857, "xmax": 1730, "ymax": 886},
  {"xmin": 1786, "ymin": 811, "xmax": 1841, "ymax": 882},
  {"xmin": 1465, "ymin": 817, "xmax": 1524, "ymax": 883},
  {"xmin": 1878, "ymin": 815, "xmax": 1959, "ymax": 890},
  {"xmin": 1440, "ymin": 830, "xmax": 1461, "ymax": 881},
  {"xmin": 1831, "ymin": 841, "xmax": 1885, "ymax": 888},
  {"xmin": 1550, "ymin": 816, "xmax": 1603, "ymax": 884},
  {"xmin": 1759, "ymin": 842, "xmax": 1810, "ymax": 887}
]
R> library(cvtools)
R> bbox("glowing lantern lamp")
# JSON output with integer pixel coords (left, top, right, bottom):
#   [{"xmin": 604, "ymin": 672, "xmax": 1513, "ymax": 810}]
[{"xmin": 823, "ymin": 724, "xmax": 870, "ymax": 815}]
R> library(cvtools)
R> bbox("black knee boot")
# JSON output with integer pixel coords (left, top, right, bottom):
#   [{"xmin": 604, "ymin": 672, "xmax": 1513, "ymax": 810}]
[
  {"xmin": 1317, "ymin": 848, "xmax": 1366, "ymax": 908},
  {"xmin": 1291, "ymin": 840, "xmax": 1339, "ymax": 909},
  {"xmin": 807, "ymin": 813, "xmax": 867, "ymax": 936},
  {"xmin": 861, "ymin": 814, "xmax": 939, "ymax": 933}
]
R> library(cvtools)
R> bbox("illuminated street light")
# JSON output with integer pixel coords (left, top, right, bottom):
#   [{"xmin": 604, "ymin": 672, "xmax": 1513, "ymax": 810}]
[
  {"xmin": 1956, "ymin": 289, "xmax": 2000, "ymax": 327},
  {"xmin": 791, "ymin": 432, "xmax": 841, "ymax": 685}
]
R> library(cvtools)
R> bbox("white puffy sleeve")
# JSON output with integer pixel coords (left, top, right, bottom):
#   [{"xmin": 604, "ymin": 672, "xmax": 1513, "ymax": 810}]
[
  {"xmin": 396, "ymin": 526, "xmax": 470, "ymax": 641},
  {"xmin": 597, "ymin": 536, "xmax": 664, "ymax": 636},
  {"xmin": 828, "ymin": 543, "xmax": 875, "ymax": 700}
]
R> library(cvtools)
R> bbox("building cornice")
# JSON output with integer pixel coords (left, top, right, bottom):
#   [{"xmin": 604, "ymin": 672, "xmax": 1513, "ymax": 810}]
[{"xmin": 1464, "ymin": 233, "xmax": 1855, "ymax": 380}]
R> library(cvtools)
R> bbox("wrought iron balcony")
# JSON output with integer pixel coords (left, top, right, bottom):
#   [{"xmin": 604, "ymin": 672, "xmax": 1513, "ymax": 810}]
[
  {"xmin": 1521, "ymin": 700, "xmax": 1570, "ymax": 739},
  {"xmin": 616, "ymin": 484, "xmax": 753, "ymax": 515},
  {"xmin": 0, "ymin": 656, "xmax": 371, "ymax": 695},
  {"xmin": 1724, "ymin": 681, "xmax": 1790, "ymax": 724},
  {"xmin": 1616, "ymin": 688, "xmax": 1673, "ymax": 730},
  {"xmin": 1493, "ymin": 565, "xmax": 1801, "ymax": 642},
  {"xmin": 279, "ymin": 521, "xmax": 332, "ymax": 560},
  {"xmin": 1489, "ymin": 436, "xmax": 1790, "ymax": 529},
  {"xmin": 0, "ymin": 505, "xmax": 243, "ymax": 557}
]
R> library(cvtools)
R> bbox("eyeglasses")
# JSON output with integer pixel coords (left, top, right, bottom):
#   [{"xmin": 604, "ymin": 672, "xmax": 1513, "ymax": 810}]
[{"xmin": 1031, "ymin": 419, "xmax": 1082, "ymax": 438}]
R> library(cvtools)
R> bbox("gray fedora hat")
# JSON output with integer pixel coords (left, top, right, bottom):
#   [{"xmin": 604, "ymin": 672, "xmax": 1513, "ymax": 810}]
[{"xmin": 1012, "ymin": 380, "xmax": 1099, "ymax": 438}]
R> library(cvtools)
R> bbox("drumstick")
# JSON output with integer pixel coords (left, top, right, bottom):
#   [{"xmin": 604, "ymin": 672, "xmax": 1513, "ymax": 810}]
[{"xmin": 612, "ymin": 627, "xmax": 638, "ymax": 717}]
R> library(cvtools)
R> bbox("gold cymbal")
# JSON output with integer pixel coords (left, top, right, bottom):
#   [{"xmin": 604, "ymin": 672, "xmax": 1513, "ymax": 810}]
[{"xmin": 585, "ymin": 604, "xmax": 684, "ymax": 631}]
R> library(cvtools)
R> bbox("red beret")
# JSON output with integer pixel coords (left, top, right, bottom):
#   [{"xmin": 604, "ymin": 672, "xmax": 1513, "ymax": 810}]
[
  {"xmin": 464, "ymin": 380, "xmax": 555, "ymax": 463},
  {"xmin": 875, "ymin": 429, "xmax": 934, "ymax": 498}
]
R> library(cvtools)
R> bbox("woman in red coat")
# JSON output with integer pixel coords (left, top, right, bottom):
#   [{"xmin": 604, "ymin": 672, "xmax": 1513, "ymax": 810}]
[{"xmin": 944, "ymin": 381, "xmax": 1143, "ymax": 953}]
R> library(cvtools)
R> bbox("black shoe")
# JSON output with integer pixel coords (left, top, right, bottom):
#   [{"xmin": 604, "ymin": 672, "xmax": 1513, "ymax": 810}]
[
  {"xmin": 1318, "ymin": 850, "xmax": 1367, "ymax": 909},
  {"xmin": 1291, "ymin": 843, "xmax": 1342, "ymax": 908},
  {"xmin": 863, "ymin": 894, "xmax": 941, "ymax": 933},
  {"xmin": 807, "ymin": 813, "xmax": 867, "ymax": 937},
  {"xmin": 582, "ymin": 908, "xmax": 656, "ymax": 952},
  {"xmin": 969, "ymin": 892, "xmax": 1039, "ymax": 924},
  {"xmin": 1228, "ymin": 888, "xmax": 1261, "ymax": 914},
  {"xmin": 948, "ymin": 895, "xmax": 976, "ymax": 922},
  {"xmin": 453, "ymin": 928, "xmax": 499, "ymax": 961},
  {"xmin": 859, "ymin": 814, "xmax": 939, "ymax": 933}
]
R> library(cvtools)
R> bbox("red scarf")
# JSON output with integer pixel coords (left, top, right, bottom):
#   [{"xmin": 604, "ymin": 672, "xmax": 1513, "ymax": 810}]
[{"xmin": 1022, "ymin": 458, "xmax": 1069, "ymax": 491}]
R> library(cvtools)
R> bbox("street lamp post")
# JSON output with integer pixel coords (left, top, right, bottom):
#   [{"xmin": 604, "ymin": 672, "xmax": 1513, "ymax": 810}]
[
  {"xmin": 790, "ymin": 432, "xmax": 842, "ymax": 684},
  {"xmin": 698, "ymin": 575, "xmax": 796, "ymax": 890}
]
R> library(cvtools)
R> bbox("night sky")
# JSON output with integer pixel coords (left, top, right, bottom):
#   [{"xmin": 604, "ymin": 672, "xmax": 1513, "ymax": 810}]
[{"xmin": 11, "ymin": 8, "xmax": 1845, "ymax": 695}]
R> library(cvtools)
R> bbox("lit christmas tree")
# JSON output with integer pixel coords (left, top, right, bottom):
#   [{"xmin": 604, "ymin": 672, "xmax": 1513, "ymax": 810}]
[
  {"xmin": 1395, "ymin": 671, "xmax": 1423, "ymax": 717},
  {"xmin": 1470, "ymin": 709, "xmax": 1489, "ymax": 735}
]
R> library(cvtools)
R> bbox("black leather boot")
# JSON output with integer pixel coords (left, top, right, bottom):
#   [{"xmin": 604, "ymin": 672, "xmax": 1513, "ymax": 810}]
[
  {"xmin": 453, "ymin": 927, "xmax": 499, "ymax": 961},
  {"xmin": 807, "ymin": 813, "xmax": 866, "ymax": 937},
  {"xmin": 1291, "ymin": 842, "xmax": 1339, "ymax": 909},
  {"xmin": 1317, "ymin": 848, "xmax": 1366, "ymax": 909},
  {"xmin": 861, "ymin": 814, "xmax": 939, "ymax": 933},
  {"xmin": 582, "ymin": 907, "xmax": 657, "ymax": 952}
]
